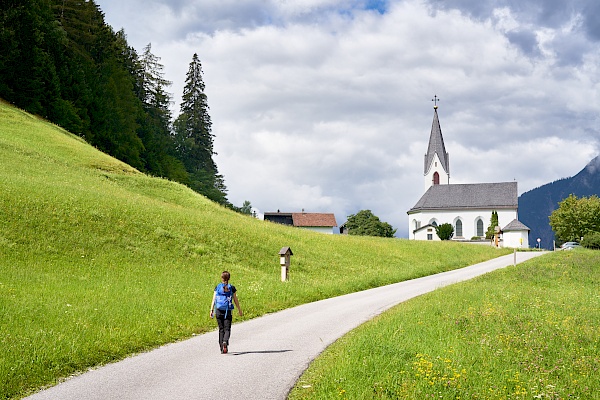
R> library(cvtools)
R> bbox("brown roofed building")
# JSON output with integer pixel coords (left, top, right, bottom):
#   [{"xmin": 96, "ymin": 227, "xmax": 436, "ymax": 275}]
[{"xmin": 264, "ymin": 212, "xmax": 338, "ymax": 234}]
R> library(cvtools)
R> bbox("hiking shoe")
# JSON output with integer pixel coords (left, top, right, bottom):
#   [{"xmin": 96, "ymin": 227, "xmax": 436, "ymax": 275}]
[{"xmin": 222, "ymin": 343, "xmax": 228, "ymax": 354}]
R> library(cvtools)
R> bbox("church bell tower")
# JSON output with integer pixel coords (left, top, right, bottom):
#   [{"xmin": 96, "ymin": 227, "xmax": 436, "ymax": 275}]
[{"xmin": 424, "ymin": 96, "xmax": 450, "ymax": 190}]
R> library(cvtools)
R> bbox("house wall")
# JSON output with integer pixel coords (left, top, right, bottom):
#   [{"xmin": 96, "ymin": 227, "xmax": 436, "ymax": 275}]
[
  {"xmin": 409, "ymin": 208, "xmax": 518, "ymax": 240},
  {"xmin": 414, "ymin": 226, "xmax": 440, "ymax": 241},
  {"xmin": 503, "ymin": 230, "xmax": 529, "ymax": 248},
  {"xmin": 264, "ymin": 214, "xmax": 293, "ymax": 225},
  {"xmin": 298, "ymin": 226, "xmax": 334, "ymax": 234}
]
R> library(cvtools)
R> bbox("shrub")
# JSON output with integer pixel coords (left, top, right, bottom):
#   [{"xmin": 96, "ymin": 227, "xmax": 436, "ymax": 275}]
[
  {"xmin": 581, "ymin": 232, "xmax": 600, "ymax": 249},
  {"xmin": 435, "ymin": 223, "xmax": 454, "ymax": 240}
]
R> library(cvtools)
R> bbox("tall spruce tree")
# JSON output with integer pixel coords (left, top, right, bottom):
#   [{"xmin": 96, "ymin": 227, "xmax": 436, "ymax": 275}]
[
  {"xmin": 139, "ymin": 43, "xmax": 173, "ymax": 130},
  {"xmin": 174, "ymin": 53, "xmax": 228, "ymax": 205},
  {"xmin": 136, "ymin": 43, "xmax": 188, "ymax": 180}
]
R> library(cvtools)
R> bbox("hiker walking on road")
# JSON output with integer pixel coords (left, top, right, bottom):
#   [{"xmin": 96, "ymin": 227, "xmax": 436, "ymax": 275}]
[{"xmin": 210, "ymin": 271, "xmax": 243, "ymax": 354}]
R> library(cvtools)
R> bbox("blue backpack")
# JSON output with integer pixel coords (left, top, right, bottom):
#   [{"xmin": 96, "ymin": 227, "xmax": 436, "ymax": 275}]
[{"xmin": 214, "ymin": 283, "xmax": 234, "ymax": 316}]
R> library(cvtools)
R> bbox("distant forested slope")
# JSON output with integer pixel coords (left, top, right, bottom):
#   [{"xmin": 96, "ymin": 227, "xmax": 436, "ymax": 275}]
[{"xmin": 519, "ymin": 156, "xmax": 600, "ymax": 248}]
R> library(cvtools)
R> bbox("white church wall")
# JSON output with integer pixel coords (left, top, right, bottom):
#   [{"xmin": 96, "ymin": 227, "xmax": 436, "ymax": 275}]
[
  {"xmin": 424, "ymin": 153, "xmax": 449, "ymax": 190},
  {"xmin": 495, "ymin": 210, "xmax": 519, "ymax": 236},
  {"xmin": 408, "ymin": 208, "xmax": 518, "ymax": 240}
]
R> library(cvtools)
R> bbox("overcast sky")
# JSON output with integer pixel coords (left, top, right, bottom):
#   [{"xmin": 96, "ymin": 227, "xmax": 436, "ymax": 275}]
[{"xmin": 99, "ymin": 0, "xmax": 599, "ymax": 237}]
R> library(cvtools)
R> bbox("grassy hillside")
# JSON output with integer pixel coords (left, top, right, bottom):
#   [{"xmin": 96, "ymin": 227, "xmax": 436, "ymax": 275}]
[
  {"xmin": 290, "ymin": 250, "xmax": 600, "ymax": 399},
  {"xmin": 0, "ymin": 100, "xmax": 509, "ymax": 399}
]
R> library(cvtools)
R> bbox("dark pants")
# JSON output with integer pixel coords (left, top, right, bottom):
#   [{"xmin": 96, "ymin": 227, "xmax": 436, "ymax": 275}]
[{"xmin": 215, "ymin": 309, "xmax": 232, "ymax": 347}]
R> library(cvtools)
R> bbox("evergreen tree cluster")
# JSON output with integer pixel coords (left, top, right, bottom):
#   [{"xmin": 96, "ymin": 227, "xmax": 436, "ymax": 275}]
[
  {"xmin": 0, "ymin": 0, "xmax": 231, "ymax": 207},
  {"xmin": 485, "ymin": 211, "xmax": 499, "ymax": 240}
]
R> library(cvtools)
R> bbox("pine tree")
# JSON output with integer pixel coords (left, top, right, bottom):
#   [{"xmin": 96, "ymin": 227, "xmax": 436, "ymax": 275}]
[{"xmin": 174, "ymin": 53, "xmax": 228, "ymax": 205}]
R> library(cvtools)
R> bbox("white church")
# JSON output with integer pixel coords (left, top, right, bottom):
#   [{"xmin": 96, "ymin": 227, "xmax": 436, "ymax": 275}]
[{"xmin": 407, "ymin": 102, "xmax": 530, "ymax": 248}]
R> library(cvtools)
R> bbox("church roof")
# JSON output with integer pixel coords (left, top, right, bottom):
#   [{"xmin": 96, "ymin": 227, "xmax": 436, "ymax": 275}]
[
  {"xmin": 407, "ymin": 182, "xmax": 518, "ymax": 213},
  {"xmin": 502, "ymin": 219, "xmax": 530, "ymax": 232},
  {"xmin": 424, "ymin": 108, "xmax": 449, "ymax": 175}
]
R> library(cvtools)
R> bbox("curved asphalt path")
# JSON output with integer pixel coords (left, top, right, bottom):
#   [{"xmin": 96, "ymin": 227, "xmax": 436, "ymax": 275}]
[{"xmin": 27, "ymin": 251, "xmax": 546, "ymax": 400}]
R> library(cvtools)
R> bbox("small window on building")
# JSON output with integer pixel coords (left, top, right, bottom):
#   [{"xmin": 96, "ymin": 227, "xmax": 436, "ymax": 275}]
[
  {"xmin": 477, "ymin": 219, "xmax": 484, "ymax": 237},
  {"xmin": 431, "ymin": 221, "xmax": 438, "ymax": 227},
  {"xmin": 456, "ymin": 219, "xmax": 463, "ymax": 237},
  {"xmin": 427, "ymin": 234, "xmax": 433, "ymax": 240},
  {"xmin": 433, "ymin": 172, "xmax": 440, "ymax": 185}
]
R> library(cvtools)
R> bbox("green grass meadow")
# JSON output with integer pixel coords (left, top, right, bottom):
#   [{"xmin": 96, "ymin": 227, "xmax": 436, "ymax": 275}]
[
  {"xmin": 0, "ymin": 100, "xmax": 511, "ymax": 399},
  {"xmin": 289, "ymin": 249, "xmax": 600, "ymax": 399}
]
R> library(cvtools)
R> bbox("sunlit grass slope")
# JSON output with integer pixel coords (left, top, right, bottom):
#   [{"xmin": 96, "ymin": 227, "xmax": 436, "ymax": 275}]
[
  {"xmin": 0, "ymin": 100, "xmax": 509, "ymax": 399},
  {"xmin": 290, "ymin": 250, "xmax": 600, "ymax": 399}
]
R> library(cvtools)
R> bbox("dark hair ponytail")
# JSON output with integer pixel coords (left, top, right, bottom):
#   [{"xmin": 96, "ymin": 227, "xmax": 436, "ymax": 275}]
[{"xmin": 221, "ymin": 271, "xmax": 230, "ymax": 282}]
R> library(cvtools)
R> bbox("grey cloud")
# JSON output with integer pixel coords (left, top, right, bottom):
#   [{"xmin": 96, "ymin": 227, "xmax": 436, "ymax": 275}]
[
  {"xmin": 134, "ymin": 0, "xmax": 387, "ymax": 36},
  {"xmin": 426, "ymin": 0, "xmax": 576, "ymax": 29},
  {"xmin": 164, "ymin": 1, "xmax": 277, "ymax": 37},
  {"xmin": 582, "ymin": 1, "xmax": 600, "ymax": 40},
  {"xmin": 552, "ymin": 33, "xmax": 592, "ymax": 66},
  {"xmin": 505, "ymin": 29, "xmax": 540, "ymax": 57},
  {"xmin": 425, "ymin": 0, "xmax": 599, "ymax": 68}
]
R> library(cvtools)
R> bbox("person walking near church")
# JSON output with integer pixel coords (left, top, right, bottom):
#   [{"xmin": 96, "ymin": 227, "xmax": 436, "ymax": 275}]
[{"xmin": 210, "ymin": 271, "xmax": 243, "ymax": 354}]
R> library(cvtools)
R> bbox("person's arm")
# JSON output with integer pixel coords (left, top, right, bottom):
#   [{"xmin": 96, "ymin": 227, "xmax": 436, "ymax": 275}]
[
  {"xmin": 210, "ymin": 291, "xmax": 216, "ymax": 318},
  {"xmin": 233, "ymin": 292, "xmax": 243, "ymax": 316}
]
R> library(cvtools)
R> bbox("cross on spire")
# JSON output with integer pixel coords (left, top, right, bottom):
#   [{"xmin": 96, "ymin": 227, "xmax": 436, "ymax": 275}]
[{"xmin": 431, "ymin": 95, "xmax": 440, "ymax": 109}]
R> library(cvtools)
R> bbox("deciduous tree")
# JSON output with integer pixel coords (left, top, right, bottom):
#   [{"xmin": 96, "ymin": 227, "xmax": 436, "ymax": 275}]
[
  {"xmin": 549, "ymin": 194, "xmax": 600, "ymax": 242},
  {"xmin": 345, "ymin": 210, "xmax": 396, "ymax": 238}
]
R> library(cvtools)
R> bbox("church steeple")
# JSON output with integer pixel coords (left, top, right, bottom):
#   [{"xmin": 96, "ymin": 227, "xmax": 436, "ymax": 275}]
[{"xmin": 424, "ymin": 98, "xmax": 449, "ymax": 189}]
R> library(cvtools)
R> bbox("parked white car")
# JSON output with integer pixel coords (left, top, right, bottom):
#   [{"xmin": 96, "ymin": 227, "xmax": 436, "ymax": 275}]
[{"xmin": 560, "ymin": 242, "xmax": 581, "ymax": 250}]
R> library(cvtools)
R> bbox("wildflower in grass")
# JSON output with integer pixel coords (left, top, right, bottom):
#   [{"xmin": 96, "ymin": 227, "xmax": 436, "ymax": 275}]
[{"xmin": 411, "ymin": 353, "xmax": 467, "ymax": 393}]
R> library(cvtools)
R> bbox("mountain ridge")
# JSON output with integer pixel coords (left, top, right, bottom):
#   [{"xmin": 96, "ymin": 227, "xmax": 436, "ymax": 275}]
[{"xmin": 518, "ymin": 156, "xmax": 600, "ymax": 248}]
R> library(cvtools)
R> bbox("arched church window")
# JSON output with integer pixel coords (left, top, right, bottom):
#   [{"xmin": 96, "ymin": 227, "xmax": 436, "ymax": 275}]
[
  {"xmin": 476, "ymin": 219, "xmax": 484, "ymax": 237},
  {"xmin": 456, "ymin": 219, "xmax": 463, "ymax": 237},
  {"xmin": 430, "ymin": 220, "xmax": 438, "ymax": 227},
  {"xmin": 433, "ymin": 172, "xmax": 440, "ymax": 185}
]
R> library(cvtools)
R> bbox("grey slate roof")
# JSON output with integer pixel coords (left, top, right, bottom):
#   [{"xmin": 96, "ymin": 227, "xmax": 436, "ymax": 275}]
[
  {"xmin": 407, "ymin": 182, "xmax": 518, "ymax": 213},
  {"xmin": 502, "ymin": 219, "xmax": 530, "ymax": 232},
  {"xmin": 424, "ymin": 108, "xmax": 449, "ymax": 175}
]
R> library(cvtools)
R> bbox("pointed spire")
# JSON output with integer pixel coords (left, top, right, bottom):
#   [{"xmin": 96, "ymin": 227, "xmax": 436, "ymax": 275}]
[{"xmin": 424, "ymin": 106, "xmax": 449, "ymax": 175}]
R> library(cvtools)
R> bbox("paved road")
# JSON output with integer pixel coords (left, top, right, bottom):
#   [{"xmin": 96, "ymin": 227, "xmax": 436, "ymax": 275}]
[{"xmin": 27, "ymin": 251, "xmax": 546, "ymax": 400}]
